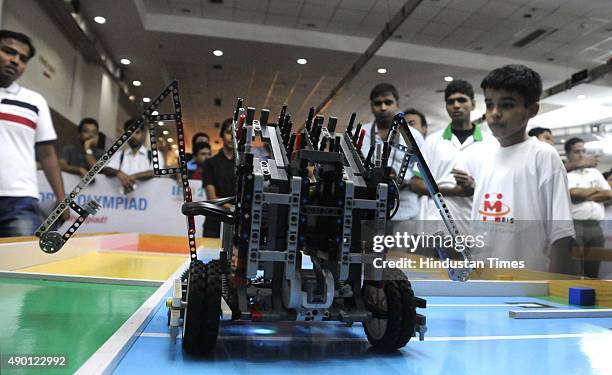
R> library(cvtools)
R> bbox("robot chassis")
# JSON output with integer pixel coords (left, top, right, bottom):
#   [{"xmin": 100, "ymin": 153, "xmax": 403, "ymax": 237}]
[{"xmin": 35, "ymin": 81, "xmax": 473, "ymax": 355}]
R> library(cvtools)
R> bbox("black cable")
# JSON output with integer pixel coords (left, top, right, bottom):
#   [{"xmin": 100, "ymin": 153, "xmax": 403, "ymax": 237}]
[{"xmin": 389, "ymin": 179, "xmax": 400, "ymax": 219}]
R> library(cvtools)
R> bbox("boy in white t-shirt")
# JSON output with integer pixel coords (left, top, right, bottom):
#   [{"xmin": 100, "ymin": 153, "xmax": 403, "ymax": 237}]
[
  {"xmin": 410, "ymin": 80, "xmax": 499, "ymax": 223},
  {"xmin": 471, "ymin": 65, "xmax": 575, "ymax": 272}
]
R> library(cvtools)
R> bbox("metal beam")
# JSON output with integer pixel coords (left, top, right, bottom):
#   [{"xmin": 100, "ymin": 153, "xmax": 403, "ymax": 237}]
[
  {"xmin": 314, "ymin": 0, "xmax": 425, "ymax": 116},
  {"xmin": 541, "ymin": 59, "xmax": 612, "ymax": 100}
]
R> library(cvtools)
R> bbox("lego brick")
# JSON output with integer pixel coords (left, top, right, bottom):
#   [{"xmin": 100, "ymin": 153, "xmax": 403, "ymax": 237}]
[{"xmin": 568, "ymin": 287, "xmax": 595, "ymax": 306}]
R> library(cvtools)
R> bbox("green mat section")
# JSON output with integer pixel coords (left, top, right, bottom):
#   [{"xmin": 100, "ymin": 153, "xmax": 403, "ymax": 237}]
[{"xmin": 0, "ymin": 277, "xmax": 157, "ymax": 374}]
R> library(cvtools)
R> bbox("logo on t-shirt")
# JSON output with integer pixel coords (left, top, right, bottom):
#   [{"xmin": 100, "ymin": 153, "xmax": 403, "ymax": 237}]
[{"xmin": 479, "ymin": 193, "xmax": 514, "ymax": 223}]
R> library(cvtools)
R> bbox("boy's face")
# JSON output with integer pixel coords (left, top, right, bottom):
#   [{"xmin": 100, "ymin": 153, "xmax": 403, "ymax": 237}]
[
  {"xmin": 484, "ymin": 88, "xmax": 539, "ymax": 147},
  {"xmin": 567, "ymin": 142, "xmax": 586, "ymax": 163},
  {"xmin": 405, "ymin": 114, "xmax": 426, "ymax": 137},
  {"xmin": 445, "ymin": 92, "xmax": 474, "ymax": 123},
  {"xmin": 195, "ymin": 148, "xmax": 211, "ymax": 165}
]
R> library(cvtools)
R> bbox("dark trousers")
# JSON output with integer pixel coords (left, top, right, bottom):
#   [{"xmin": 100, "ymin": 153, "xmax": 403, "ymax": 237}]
[
  {"xmin": 573, "ymin": 220, "xmax": 605, "ymax": 278},
  {"xmin": 0, "ymin": 197, "xmax": 43, "ymax": 237}
]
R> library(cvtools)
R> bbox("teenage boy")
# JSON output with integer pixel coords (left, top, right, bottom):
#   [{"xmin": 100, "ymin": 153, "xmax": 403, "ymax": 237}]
[
  {"xmin": 472, "ymin": 64, "xmax": 574, "ymax": 272},
  {"xmin": 360, "ymin": 83, "xmax": 425, "ymax": 226},
  {"xmin": 188, "ymin": 141, "xmax": 212, "ymax": 180},
  {"xmin": 410, "ymin": 80, "xmax": 498, "ymax": 223}
]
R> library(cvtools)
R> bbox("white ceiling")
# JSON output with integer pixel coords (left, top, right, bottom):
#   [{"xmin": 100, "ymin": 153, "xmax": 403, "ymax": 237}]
[{"xmin": 79, "ymin": 0, "xmax": 612, "ymax": 149}]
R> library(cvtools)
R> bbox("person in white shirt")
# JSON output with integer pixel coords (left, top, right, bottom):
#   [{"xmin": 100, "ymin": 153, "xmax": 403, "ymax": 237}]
[
  {"xmin": 359, "ymin": 83, "xmax": 425, "ymax": 233},
  {"xmin": 528, "ymin": 126, "xmax": 601, "ymax": 174},
  {"xmin": 105, "ymin": 119, "xmax": 165, "ymax": 194},
  {"xmin": 410, "ymin": 80, "xmax": 499, "ymax": 224},
  {"xmin": 402, "ymin": 108, "xmax": 427, "ymax": 138},
  {"xmin": 565, "ymin": 137, "xmax": 611, "ymax": 278},
  {"xmin": 471, "ymin": 64, "xmax": 575, "ymax": 273},
  {"xmin": 527, "ymin": 126, "xmax": 554, "ymax": 145},
  {"xmin": 0, "ymin": 30, "xmax": 67, "ymax": 237}
]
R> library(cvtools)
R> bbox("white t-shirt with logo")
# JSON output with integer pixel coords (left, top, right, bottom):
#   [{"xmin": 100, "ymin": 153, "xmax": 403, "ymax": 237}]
[
  {"xmin": 567, "ymin": 168, "xmax": 610, "ymax": 221},
  {"xmin": 470, "ymin": 137, "xmax": 575, "ymax": 271},
  {"xmin": 0, "ymin": 83, "xmax": 56, "ymax": 198}
]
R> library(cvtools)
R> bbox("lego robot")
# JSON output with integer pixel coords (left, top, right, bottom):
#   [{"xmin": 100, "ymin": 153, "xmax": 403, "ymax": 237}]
[{"xmin": 35, "ymin": 81, "xmax": 472, "ymax": 355}]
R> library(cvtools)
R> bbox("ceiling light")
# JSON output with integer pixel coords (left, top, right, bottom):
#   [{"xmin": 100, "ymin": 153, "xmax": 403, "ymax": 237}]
[
  {"xmin": 213, "ymin": 49, "xmax": 223, "ymax": 57},
  {"xmin": 297, "ymin": 58, "xmax": 308, "ymax": 65},
  {"xmin": 142, "ymin": 97, "xmax": 151, "ymax": 103},
  {"xmin": 132, "ymin": 80, "xmax": 141, "ymax": 87},
  {"xmin": 158, "ymin": 121, "xmax": 164, "ymax": 126},
  {"xmin": 163, "ymin": 130, "xmax": 169, "ymax": 135},
  {"xmin": 577, "ymin": 94, "xmax": 587, "ymax": 100},
  {"xmin": 120, "ymin": 58, "xmax": 131, "ymax": 65},
  {"xmin": 151, "ymin": 110, "xmax": 159, "ymax": 115},
  {"xmin": 444, "ymin": 76, "xmax": 454, "ymax": 82},
  {"xmin": 377, "ymin": 68, "xmax": 387, "ymax": 74},
  {"xmin": 167, "ymin": 138, "xmax": 174, "ymax": 143},
  {"xmin": 93, "ymin": 16, "xmax": 106, "ymax": 24},
  {"xmin": 128, "ymin": 95, "xmax": 135, "ymax": 101}
]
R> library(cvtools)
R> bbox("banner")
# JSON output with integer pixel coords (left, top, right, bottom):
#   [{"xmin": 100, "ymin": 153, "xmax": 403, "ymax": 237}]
[{"xmin": 37, "ymin": 172, "xmax": 206, "ymax": 236}]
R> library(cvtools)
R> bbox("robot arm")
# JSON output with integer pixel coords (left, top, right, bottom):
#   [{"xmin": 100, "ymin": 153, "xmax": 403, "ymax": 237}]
[
  {"xmin": 35, "ymin": 81, "xmax": 201, "ymax": 262},
  {"xmin": 390, "ymin": 113, "xmax": 473, "ymax": 282}
]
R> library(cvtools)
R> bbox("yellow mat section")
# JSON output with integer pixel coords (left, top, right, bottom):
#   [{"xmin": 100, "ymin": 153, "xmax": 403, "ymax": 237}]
[{"xmin": 18, "ymin": 251, "xmax": 186, "ymax": 281}]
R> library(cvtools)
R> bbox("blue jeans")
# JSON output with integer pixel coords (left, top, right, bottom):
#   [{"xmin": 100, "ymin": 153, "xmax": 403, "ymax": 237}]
[{"xmin": 0, "ymin": 197, "xmax": 43, "ymax": 237}]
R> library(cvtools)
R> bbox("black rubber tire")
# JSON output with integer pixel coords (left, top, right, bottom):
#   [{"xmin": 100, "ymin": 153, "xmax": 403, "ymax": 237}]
[
  {"xmin": 363, "ymin": 268, "xmax": 417, "ymax": 351},
  {"xmin": 392, "ymin": 269, "xmax": 417, "ymax": 348},
  {"xmin": 182, "ymin": 259, "xmax": 222, "ymax": 355}
]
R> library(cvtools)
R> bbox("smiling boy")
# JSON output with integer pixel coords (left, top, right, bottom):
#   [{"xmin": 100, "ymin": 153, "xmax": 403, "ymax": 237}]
[{"xmin": 471, "ymin": 65, "xmax": 575, "ymax": 272}]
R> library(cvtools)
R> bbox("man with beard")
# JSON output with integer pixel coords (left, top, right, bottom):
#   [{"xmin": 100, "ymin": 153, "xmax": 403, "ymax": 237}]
[
  {"xmin": 410, "ymin": 80, "xmax": 498, "ymax": 223},
  {"xmin": 0, "ymin": 30, "xmax": 68, "ymax": 237},
  {"xmin": 359, "ymin": 83, "xmax": 425, "ymax": 240},
  {"xmin": 105, "ymin": 119, "xmax": 165, "ymax": 194}
]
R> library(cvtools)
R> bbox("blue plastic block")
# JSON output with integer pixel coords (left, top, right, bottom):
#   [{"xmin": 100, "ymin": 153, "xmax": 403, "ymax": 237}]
[{"xmin": 568, "ymin": 287, "xmax": 595, "ymax": 306}]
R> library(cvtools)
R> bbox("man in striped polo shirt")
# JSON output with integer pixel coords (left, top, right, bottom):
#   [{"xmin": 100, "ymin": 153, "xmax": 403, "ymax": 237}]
[{"xmin": 0, "ymin": 30, "xmax": 67, "ymax": 237}]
